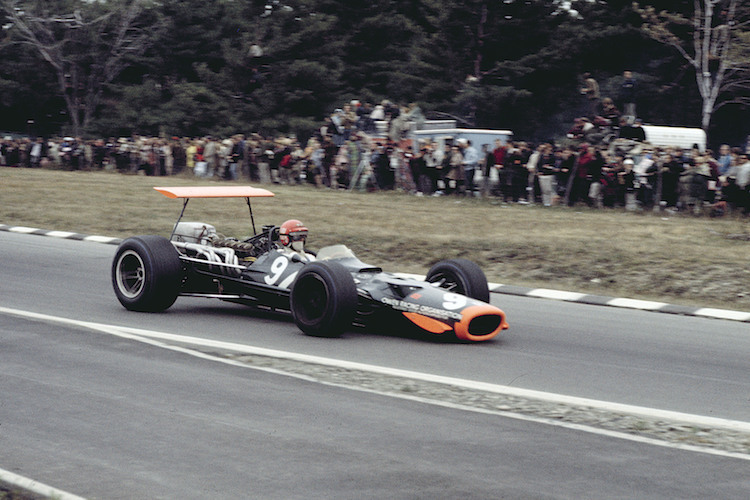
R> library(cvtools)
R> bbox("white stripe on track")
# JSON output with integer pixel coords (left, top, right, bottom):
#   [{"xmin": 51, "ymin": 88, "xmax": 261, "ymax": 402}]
[
  {"xmin": 2, "ymin": 305, "xmax": 749, "ymax": 462},
  {"xmin": 527, "ymin": 288, "xmax": 587, "ymax": 301},
  {"xmin": 607, "ymin": 298, "xmax": 669, "ymax": 310},
  {"xmin": 695, "ymin": 307, "xmax": 750, "ymax": 321},
  {"xmin": 0, "ymin": 468, "xmax": 87, "ymax": 500},
  {"xmin": 46, "ymin": 230, "xmax": 77, "ymax": 238},
  {"xmin": 83, "ymin": 235, "xmax": 120, "ymax": 244},
  {"xmin": 7, "ymin": 226, "xmax": 38, "ymax": 234}
]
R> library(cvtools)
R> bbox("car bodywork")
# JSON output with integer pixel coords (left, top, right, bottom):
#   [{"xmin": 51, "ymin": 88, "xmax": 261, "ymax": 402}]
[{"xmin": 112, "ymin": 186, "xmax": 509, "ymax": 342}]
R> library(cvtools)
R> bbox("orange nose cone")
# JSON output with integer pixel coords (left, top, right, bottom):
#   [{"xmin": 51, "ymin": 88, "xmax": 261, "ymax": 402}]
[{"xmin": 453, "ymin": 305, "xmax": 509, "ymax": 342}]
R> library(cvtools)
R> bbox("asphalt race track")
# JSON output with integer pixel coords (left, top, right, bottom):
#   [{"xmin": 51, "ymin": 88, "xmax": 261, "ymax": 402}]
[{"xmin": 1, "ymin": 231, "xmax": 749, "ymax": 499}]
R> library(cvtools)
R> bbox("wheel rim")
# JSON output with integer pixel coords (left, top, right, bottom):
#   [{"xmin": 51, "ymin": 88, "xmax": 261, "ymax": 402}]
[
  {"xmin": 116, "ymin": 250, "xmax": 146, "ymax": 299},
  {"xmin": 294, "ymin": 274, "xmax": 328, "ymax": 324}
]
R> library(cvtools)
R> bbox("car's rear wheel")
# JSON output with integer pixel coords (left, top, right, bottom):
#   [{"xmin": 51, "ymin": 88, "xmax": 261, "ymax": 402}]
[
  {"xmin": 290, "ymin": 261, "xmax": 357, "ymax": 337},
  {"xmin": 112, "ymin": 235, "xmax": 183, "ymax": 312},
  {"xmin": 426, "ymin": 258, "xmax": 490, "ymax": 303}
]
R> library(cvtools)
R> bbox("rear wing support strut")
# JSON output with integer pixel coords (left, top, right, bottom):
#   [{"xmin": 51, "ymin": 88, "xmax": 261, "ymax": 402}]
[
  {"xmin": 170, "ymin": 198, "xmax": 191, "ymax": 241},
  {"xmin": 246, "ymin": 197, "xmax": 258, "ymax": 235}
]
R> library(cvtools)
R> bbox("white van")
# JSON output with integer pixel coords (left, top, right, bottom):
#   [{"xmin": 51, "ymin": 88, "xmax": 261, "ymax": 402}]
[{"xmin": 641, "ymin": 125, "xmax": 706, "ymax": 151}]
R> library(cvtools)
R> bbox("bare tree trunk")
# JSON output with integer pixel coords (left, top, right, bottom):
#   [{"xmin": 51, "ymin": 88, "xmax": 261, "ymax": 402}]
[
  {"xmin": 637, "ymin": 0, "xmax": 743, "ymax": 136},
  {"xmin": 473, "ymin": 3, "xmax": 487, "ymax": 79},
  {"xmin": 0, "ymin": 0, "xmax": 159, "ymax": 136},
  {"xmin": 693, "ymin": 0, "xmax": 735, "ymax": 133}
]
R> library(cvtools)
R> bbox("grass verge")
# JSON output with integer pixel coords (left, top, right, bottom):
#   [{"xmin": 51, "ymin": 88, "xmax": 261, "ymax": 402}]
[{"xmin": 2, "ymin": 167, "xmax": 749, "ymax": 310}]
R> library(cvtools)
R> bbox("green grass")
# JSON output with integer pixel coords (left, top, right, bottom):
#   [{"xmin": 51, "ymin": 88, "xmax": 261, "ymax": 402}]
[
  {"xmin": 0, "ymin": 482, "xmax": 42, "ymax": 500},
  {"xmin": 2, "ymin": 167, "xmax": 750, "ymax": 310}
]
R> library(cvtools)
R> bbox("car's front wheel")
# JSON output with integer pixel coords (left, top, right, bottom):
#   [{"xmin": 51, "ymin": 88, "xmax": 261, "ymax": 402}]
[
  {"xmin": 290, "ymin": 261, "xmax": 357, "ymax": 337},
  {"xmin": 426, "ymin": 258, "xmax": 490, "ymax": 303},
  {"xmin": 112, "ymin": 235, "xmax": 183, "ymax": 312}
]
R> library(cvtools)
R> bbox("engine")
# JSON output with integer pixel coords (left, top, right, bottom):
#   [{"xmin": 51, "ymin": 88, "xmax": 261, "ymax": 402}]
[
  {"xmin": 170, "ymin": 222, "xmax": 270, "ymax": 278},
  {"xmin": 172, "ymin": 222, "xmax": 217, "ymax": 245}
]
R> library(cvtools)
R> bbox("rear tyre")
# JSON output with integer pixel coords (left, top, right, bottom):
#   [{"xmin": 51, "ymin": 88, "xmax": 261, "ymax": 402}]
[
  {"xmin": 426, "ymin": 258, "xmax": 490, "ymax": 303},
  {"xmin": 290, "ymin": 261, "xmax": 357, "ymax": 337},
  {"xmin": 112, "ymin": 235, "xmax": 182, "ymax": 312}
]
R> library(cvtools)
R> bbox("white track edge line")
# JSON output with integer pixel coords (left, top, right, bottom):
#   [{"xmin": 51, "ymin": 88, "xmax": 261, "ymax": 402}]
[
  {"xmin": 2, "ymin": 305, "xmax": 749, "ymax": 435},
  {"xmin": 33, "ymin": 312, "xmax": 749, "ymax": 463},
  {"xmin": 0, "ymin": 468, "xmax": 87, "ymax": 500},
  {"xmin": 131, "ymin": 335, "xmax": 750, "ymax": 462}
]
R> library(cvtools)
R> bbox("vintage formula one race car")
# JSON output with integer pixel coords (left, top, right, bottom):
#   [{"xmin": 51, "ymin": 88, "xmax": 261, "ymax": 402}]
[{"xmin": 111, "ymin": 186, "xmax": 509, "ymax": 342}]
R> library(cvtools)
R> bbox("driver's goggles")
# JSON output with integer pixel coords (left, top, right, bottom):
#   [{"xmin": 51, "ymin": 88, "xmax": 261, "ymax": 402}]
[{"xmin": 289, "ymin": 232, "xmax": 307, "ymax": 242}]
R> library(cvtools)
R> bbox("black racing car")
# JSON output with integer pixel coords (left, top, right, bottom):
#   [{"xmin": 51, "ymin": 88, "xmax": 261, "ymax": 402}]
[{"xmin": 112, "ymin": 186, "xmax": 509, "ymax": 342}]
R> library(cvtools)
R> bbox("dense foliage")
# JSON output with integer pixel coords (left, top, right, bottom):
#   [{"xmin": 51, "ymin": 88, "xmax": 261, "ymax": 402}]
[{"xmin": 1, "ymin": 0, "xmax": 748, "ymax": 147}]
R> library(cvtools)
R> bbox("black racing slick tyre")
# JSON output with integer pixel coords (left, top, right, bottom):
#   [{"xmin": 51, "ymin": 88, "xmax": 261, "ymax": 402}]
[
  {"xmin": 290, "ymin": 261, "xmax": 357, "ymax": 337},
  {"xmin": 112, "ymin": 235, "xmax": 183, "ymax": 312},
  {"xmin": 426, "ymin": 258, "xmax": 490, "ymax": 303}
]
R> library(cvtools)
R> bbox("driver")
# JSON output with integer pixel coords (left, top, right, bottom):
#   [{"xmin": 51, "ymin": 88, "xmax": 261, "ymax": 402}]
[{"xmin": 278, "ymin": 219, "xmax": 315, "ymax": 261}]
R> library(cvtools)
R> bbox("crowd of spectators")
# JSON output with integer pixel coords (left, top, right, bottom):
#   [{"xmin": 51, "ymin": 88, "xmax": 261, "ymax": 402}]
[{"xmin": 2, "ymin": 94, "xmax": 750, "ymax": 216}]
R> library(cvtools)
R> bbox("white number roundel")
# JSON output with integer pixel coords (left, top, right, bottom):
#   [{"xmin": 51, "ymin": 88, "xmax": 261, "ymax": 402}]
[{"xmin": 442, "ymin": 293, "xmax": 466, "ymax": 310}]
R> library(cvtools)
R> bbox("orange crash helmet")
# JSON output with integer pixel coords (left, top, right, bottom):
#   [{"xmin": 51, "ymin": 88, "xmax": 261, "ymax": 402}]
[{"xmin": 279, "ymin": 219, "xmax": 308, "ymax": 251}]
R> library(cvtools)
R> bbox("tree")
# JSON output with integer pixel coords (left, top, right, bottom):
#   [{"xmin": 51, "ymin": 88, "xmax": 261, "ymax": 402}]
[
  {"xmin": 429, "ymin": 0, "xmax": 643, "ymax": 136},
  {"xmin": 0, "ymin": 0, "xmax": 163, "ymax": 136},
  {"xmin": 636, "ymin": 0, "xmax": 750, "ymax": 133}
]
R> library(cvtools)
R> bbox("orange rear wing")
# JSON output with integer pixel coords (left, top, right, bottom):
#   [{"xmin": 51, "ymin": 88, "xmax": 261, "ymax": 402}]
[
  {"xmin": 154, "ymin": 186, "xmax": 275, "ymax": 236},
  {"xmin": 154, "ymin": 186, "xmax": 274, "ymax": 199}
]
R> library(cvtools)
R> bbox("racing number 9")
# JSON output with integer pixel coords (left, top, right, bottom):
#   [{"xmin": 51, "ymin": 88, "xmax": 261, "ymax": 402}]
[{"xmin": 264, "ymin": 256, "xmax": 289, "ymax": 285}]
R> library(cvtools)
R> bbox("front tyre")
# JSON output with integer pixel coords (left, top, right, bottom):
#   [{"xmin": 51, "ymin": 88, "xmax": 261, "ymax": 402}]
[
  {"xmin": 112, "ymin": 235, "xmax": 182, "ymax": 312},
  {"xmin": 290, "ymin": 261, "xmax": 357, "ymax": 337},
  {"xmin": 426, "ymin": 258, "xmax": 490, "ymax": 303}
]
